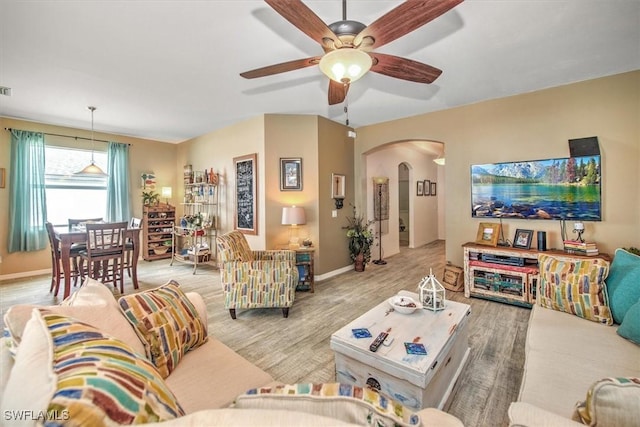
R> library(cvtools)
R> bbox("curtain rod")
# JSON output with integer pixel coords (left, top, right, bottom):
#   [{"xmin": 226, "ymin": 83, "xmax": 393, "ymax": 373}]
[{"xmin": 4, "ymin": 127, "xmax": 131, "ymax": 145}]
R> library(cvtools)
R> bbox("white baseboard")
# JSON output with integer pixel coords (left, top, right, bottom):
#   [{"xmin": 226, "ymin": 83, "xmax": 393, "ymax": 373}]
[
  {"xmin": 315, "ymin": 264, "xmax": 353, "ymax": 282},
  {"xmin": 0, "ymin": 268, "xmax": 50, "ymax": 283}
]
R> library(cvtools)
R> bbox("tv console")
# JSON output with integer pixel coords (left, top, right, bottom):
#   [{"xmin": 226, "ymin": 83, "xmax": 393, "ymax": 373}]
[{"xmin": 462, "ymin": 242, "xmax": 610, "ymax": 308}]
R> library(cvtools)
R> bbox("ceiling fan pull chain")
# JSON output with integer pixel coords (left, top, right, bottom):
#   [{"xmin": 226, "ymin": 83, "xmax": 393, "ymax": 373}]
[
  {"xmin": 344, "ymin": 104, "xmax": 349, "ymax": 126},
  {"xmin": 342, "ymin": 0, "xmax": 347, "ymax": 20}
]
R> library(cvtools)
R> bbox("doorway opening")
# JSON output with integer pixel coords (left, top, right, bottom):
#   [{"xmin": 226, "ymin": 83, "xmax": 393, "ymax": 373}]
[{"xmin": 398, "ymin": 162, "xmax": 410, "ymax": 247}]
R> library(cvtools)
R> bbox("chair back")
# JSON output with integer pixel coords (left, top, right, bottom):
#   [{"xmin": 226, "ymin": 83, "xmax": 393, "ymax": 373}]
[
  {"xmin": 45, "ymin": 222, "xmax": 59, "ymax": 254},
  {"xmin": 216, "ymin": 231, "xmax": 254, "ymax": 262},
  {"xmin": 85, "ymin": 221, "xmax": 127, "ymax": 257}
]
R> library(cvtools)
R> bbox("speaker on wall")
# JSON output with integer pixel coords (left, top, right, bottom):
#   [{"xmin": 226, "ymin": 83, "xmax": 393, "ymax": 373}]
[{"xmin": 569, "ymin": 136, "xmax": 600, "ymax": 157}]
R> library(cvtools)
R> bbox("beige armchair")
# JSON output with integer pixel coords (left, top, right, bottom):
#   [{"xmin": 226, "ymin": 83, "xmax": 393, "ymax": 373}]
[{"xmin": 216, "ymin": 230, "xmax": 298, "ymax": 319}]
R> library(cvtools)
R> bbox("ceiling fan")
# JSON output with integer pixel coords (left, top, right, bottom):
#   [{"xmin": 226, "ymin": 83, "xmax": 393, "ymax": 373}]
[{"xmin": 240, "ymin": 0, "xmax": 463, "ymax": 105}]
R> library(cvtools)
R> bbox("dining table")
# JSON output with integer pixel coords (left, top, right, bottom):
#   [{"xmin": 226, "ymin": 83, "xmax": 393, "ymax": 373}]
[{"xmin": 53, "ymin": 224, "xmax": 141, "ymax": 299}]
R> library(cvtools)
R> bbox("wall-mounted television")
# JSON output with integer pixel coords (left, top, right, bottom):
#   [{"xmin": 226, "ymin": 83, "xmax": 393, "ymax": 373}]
[{"xmin": 471, "ymin": 155, "xmax": 601, "ymax": 221}]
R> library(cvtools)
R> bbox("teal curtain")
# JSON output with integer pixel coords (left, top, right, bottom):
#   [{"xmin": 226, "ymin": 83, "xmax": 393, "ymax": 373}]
[
  {"xmin": 8, "ymin": 130, "xmax": 48, "ymax": 252},
  {"xmin": 106, "ymin": 142, "xmax": 131, "ymax": 222}
]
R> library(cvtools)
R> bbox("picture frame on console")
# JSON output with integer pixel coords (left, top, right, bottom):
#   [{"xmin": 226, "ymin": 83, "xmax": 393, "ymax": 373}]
[
  {"xmin": 513, "ymin": 229, "xmax": 534, "ymax": 249},
  {"xmin": 475, "ymin": 222, "xmax": 501, "ymax": 247}
]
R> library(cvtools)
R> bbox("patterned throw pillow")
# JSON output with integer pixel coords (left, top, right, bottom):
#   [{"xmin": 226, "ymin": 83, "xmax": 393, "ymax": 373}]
[
  {"xmin": 537, "ymin": 254, "xmax": 613, "ymax": 325},
  {"xmin": 234, "ymin": 383, "xmax": 421, "ymax": 427},
  {"xmin": 118, "ymin": 281, "xmax": 208, "ymax": 378},
  {"xmin": 573, "ymin": 377, "xmax": 640, "ymax": 426},
  {"xmin": 7, "ymin": 310, "xmax": 184, "ymax": 425}
]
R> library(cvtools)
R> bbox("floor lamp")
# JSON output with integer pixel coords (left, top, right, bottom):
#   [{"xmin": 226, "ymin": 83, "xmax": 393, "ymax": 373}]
[{"xmin": 373, "ymin": 177, "xmax": 388, "ymax": 265}]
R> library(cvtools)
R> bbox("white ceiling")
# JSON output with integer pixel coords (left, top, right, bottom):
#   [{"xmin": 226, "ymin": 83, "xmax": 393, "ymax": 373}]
[{"xmin": 1, "ymin": 1, "xmax": 638, "ymax": 144}]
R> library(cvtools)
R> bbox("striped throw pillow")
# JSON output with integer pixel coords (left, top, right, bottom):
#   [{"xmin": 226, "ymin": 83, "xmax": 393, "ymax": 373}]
[
  {"xmin": 118, "ymin": 281, "xmax": 208, "ymax": 378},
  {"xmin": 43, "ymin": 311, "xmax": 185, "ymax": 425},
  {"xmin": 538, "ymin": 254, "xmax": 613, "ymax": 325}
]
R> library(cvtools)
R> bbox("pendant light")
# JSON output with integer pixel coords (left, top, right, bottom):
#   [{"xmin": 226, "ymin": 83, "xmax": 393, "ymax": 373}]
[{"xmin": 76, "ymin": 106, "xmax": 108, "ymax": 176}]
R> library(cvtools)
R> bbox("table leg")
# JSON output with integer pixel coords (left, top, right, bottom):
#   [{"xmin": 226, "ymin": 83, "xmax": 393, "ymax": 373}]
[
  {"xmin": 60, "ymin": 236, "xmax": 72, "ymax": 299},
  {"xmin": 130, "ymin": 229, "xmax": 140, "ymax": 289}
]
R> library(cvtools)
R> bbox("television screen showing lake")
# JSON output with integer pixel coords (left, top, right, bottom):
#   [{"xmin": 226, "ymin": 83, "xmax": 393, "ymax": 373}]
[{"xmin": 471, "ymin": 156, "xmax": 601, "ymax": 220}]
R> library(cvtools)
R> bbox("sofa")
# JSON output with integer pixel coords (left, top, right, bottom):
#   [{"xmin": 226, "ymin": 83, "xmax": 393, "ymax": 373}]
[
  {"xmin": 508, "ymin": 250, "xmax": 640, "ymax": 426},
  {"xmin": 0, "ymin": 278, "xmax": 463, "ymax": 426}
]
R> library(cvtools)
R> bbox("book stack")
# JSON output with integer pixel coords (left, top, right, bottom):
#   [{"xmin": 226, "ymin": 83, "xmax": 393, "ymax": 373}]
[{"xmin": 563, "ymin": 240, "xmax": 599, "ymax": 256}]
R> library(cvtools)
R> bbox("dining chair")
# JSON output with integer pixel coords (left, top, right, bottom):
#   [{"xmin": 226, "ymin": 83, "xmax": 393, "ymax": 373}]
[
  {"xmin": 79, "ymin": 221, "xmax": 128, "ymax": 293},
  {"xmin": 45, "ymin": 222, "xmax": 83, "ymax": 296},
  {"xmin": 124, "ymin": 217, "xmax": 141, "ymax": 277},
  {"xmin": 67, "ymin": 217, "xmax": 103, "ymax": 285}
]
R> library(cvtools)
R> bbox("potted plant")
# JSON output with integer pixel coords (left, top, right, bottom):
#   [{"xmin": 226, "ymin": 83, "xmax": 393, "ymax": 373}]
[
  {"xmin": 344, "ymin": 205, "xmax": 375, "ymax": 271},
  {"xmin": 142, "ymin": 190, "xmax": 160, "ymax": 206}
]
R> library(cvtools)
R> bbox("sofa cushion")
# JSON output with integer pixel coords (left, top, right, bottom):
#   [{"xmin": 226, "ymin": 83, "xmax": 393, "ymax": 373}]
[
  {"xmin": 518, "ymin": 305, "xmax": 640, "ymax": 418},
  {"xmin": 572, "ymin": 377, "xmax": 640, "ymax": 426},
  {"xmin": 606, "ymin": 248, "xmax": 640, "ymax": 324},
  {"xmin": 234, "ymin": 383, "xmax": 421, "ymax": 427},
  {"xmin": 118, "ymin": 281, "xmax": 208, "ymax": 378},
  {"xmin": 144, "ymin": 408, "xmax": 360, "ymax": 426},
  {"xmin": 0, "ymin": 309, "xmax": 184, "ymax": 426},
  {"xmin": 537, "ymin": 254, "xmax": 613, "ymax": 325},
  {"xmin": 3, "ymin": 278, "xmax": 145, "ymax": 355},
  {"xmin": 617, "ymin": 300, "xmax": 640, "ymax": 345}
]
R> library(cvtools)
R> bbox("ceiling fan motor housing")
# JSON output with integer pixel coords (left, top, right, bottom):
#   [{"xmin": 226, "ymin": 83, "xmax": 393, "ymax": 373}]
[{"xmin": 328, "ymin": 20, "xmax": 368, "ymax": 47}]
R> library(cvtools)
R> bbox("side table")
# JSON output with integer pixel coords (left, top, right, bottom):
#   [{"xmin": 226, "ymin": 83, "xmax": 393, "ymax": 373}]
[{"xmin": 294, "ymin": 247, "xmax": 315, "ymax": 293}]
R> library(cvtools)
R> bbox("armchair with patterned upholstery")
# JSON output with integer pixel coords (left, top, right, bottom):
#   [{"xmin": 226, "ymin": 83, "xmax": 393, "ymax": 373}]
[{"xmin": 216, "ymin": 230, "xmax": 299, "ymax": 319}]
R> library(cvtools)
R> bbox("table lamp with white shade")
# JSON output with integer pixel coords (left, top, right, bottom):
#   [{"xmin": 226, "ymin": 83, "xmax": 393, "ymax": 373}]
[
  {"xmin": 161, "ymin": 187, "xmax": 172, "ymax": 205},
  {"xmin": 282, "ymin": 206, "xmax": 306, "ymax": 249}
]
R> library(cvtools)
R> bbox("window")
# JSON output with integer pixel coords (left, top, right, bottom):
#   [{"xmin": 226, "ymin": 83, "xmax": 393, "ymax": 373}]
[{"xmin": 45, "ymin": 146, "xmax": 108, "ymax": 226}]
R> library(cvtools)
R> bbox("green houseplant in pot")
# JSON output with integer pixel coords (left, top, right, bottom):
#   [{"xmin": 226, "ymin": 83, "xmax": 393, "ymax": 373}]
[{"xmin": 344, "ymin": 205, "xmax": 374, "ymax": 272}]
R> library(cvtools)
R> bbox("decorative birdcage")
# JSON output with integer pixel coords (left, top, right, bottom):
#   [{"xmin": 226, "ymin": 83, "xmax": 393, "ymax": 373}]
[{"xmin": 418, "ymin": 268, "xmax": 446, "ymax": 312}]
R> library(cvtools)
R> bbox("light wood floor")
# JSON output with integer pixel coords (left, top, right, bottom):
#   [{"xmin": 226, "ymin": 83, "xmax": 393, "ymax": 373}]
[{"xmin": 0, "ymin": 241, "xmax": 530, "ymax": 427}]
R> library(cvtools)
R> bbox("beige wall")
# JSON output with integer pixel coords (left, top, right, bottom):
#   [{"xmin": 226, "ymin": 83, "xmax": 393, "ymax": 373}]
[
  {"xmin": 177, "ymin": 114, "xmax": 354, "ymax": 276},
  {"xmin": 317, "ymin": 116, "xmax": 355, "ymax": 274},
  {"xmin": 0, "ymin": 117, "xmax": 176, "ymax": 277},
  {"xmin": 2, "ymin": 71, "xmax": 637, "ymax": 279},
  {"xmin": 354, "ymin": 71, "xmax": 640, "ymax": 266},
  {"xmin": 175, "ymin": 115, "xmax": 265, "ymax": 249}
]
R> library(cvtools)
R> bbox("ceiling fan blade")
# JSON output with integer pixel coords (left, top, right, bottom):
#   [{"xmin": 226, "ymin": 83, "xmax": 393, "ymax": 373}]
[
  {"xmin": 328, "ymin": 80, "xmax": 349, "ymax": 105},
  {"xmin": 354, "ymin": 0, "xmax": 463, "ymax": 50},
  {"xmin": 240, "ymin": 57, "xmax": 321, "ymax": 79},
  {"xmin": 370, "ymin": 53, "xmax": 442, "ymax": 84},
  {"xmin": 265, "ymin": 0, "xmax": 342, "ymax": 49}
]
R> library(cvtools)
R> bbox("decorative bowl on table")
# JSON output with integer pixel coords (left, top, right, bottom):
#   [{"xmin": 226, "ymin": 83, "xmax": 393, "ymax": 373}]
[{"xmin": 388, "ymin": 295, "xmax": 421, "ymax": 314}]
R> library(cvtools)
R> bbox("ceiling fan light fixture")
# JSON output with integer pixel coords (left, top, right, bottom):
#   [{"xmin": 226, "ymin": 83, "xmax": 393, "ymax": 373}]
[{"xmin": 319, "ymin": 48, "xmax": 372, "ymax": 84}]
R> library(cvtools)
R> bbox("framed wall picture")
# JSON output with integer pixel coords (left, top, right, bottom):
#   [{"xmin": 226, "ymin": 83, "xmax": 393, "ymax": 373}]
[
  {"xmin": 417, "ymin": 180, "xmax": 424, "ymax": 196},
  {"xmin": 423, "ymin": 180, "xmax": 431, "ymax": 196},
  {"xmin": 513, "ymin": 229, "xmax": 534, "ymax": 249},
  {"xmin": 0, "ymin": 168, "xmax": 5, "ymax": 189},
  {"xmin": 475, "ymin": 222, "xmax": 501, "ymax": 246},
  {"xmin": 331, "ymin": 173, "xmax": 345, "ymax": 199},
  {"xmin": 280, "ymin": 157, "xmax": 302, "ymax": 191},
  {"xmin": 234, "ymin": 153, "xmax": 258, "ymax": 235},
  {"xmin": 430, "ymin": 181, "xmax": 437, "ymax": 196}
]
